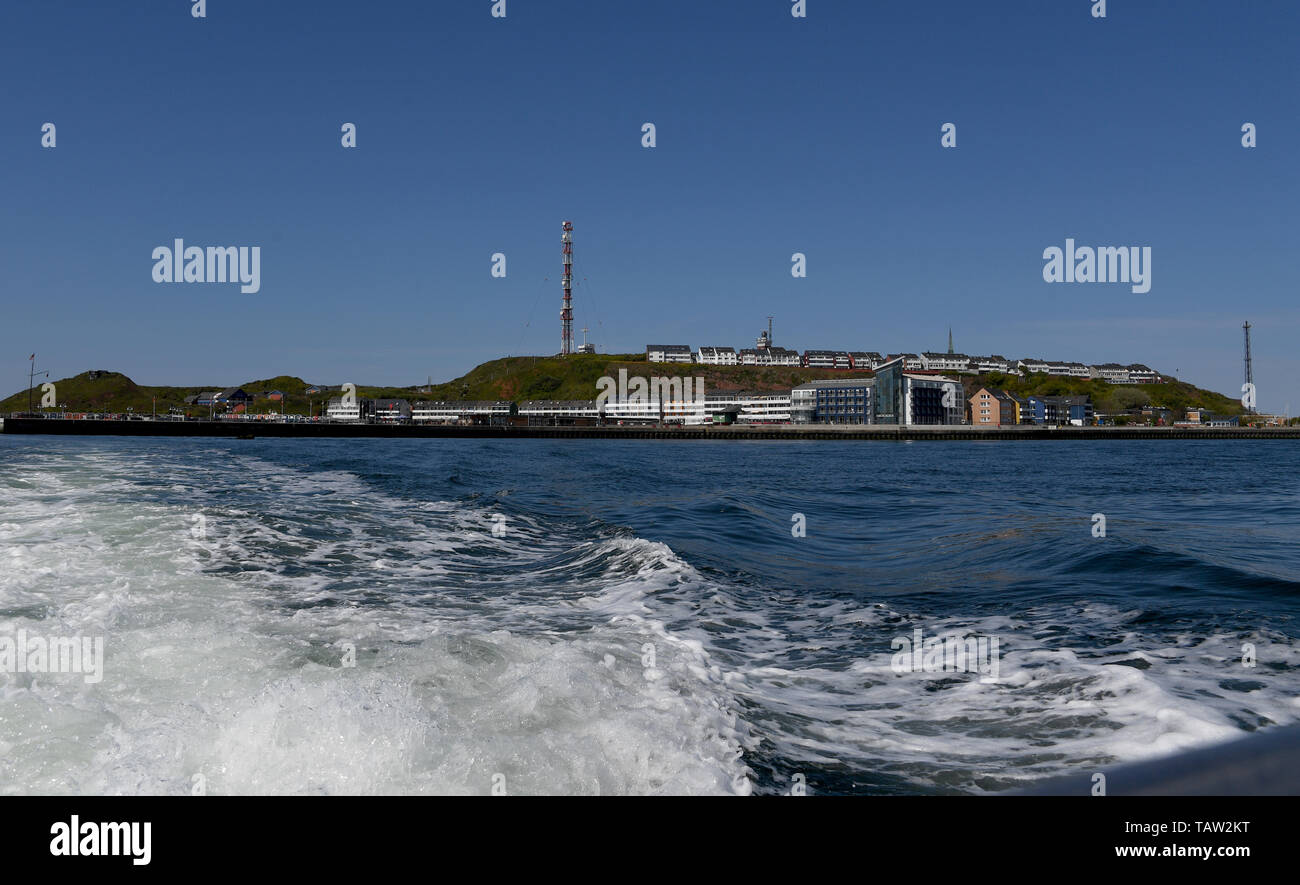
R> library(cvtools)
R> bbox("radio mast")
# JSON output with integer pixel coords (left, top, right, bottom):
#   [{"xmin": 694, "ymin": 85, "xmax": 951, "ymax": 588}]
[{"xmin": 561, "ymin": 221, "xmax": 574, "ymax": 355}]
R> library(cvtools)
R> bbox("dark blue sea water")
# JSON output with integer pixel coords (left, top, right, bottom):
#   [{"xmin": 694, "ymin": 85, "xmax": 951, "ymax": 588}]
[{"xmin": 2, "ymin": 436, "xmax": 1298, "ymax": 795}]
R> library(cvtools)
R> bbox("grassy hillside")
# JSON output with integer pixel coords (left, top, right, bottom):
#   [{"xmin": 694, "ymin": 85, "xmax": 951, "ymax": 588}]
[
  {"xmin": 3, "ymin": 358, "xmax": 1246, "ymax": 418},
  {"xmin": 419, "ymin": 354, "xmax": 859, "ymax": 402},
  {"xmin": 968, "ymin": 372, "xmax": 1243, "ymax": 416}
]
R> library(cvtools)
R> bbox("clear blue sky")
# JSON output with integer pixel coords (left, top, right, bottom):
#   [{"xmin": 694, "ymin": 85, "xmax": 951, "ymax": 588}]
[{"xmin": 2, "ymin": 1, "xmax": 1297, "ymax": 410}]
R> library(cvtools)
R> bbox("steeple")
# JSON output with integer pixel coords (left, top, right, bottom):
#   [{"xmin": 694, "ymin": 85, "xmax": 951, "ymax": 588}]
[{"xmin": 948, "ymin": 328, "xmax": 954, "ymax": 354}]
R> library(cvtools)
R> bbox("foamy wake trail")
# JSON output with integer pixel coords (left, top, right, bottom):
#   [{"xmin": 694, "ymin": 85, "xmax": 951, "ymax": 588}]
[{"xmin": 0, "ymin": 447, "xmax": 752, "ymax": 795}]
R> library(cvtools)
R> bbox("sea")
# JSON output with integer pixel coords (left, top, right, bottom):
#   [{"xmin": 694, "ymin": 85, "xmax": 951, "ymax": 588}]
[{"xmin": 2, "ymin": 435, "xmax": 1298, "ymax": 795}]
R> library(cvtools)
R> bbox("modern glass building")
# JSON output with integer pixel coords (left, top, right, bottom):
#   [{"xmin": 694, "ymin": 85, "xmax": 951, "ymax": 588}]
[
  {"xmin": 870, "ymin": 358, "xmax": 964, "ymax": 425},
  {"xmin": 790, "ymin": 379, "xmax": 874, "ymax": 424}
]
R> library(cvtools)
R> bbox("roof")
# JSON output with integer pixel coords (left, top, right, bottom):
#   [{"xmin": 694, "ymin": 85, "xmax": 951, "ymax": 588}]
[
  {"xmin": 792, "ymin": 378, "xmax": 876, "ymax": 391},
  {"xmin": 412, "ymin": 400, "xmax": 513, "ymax": 410},
  {"xmin": 646, "ymin": 344, "xmax": 692, "ymax": 352},
  {"xmin": 519, "ymin": 400, "xmax": 599, "ymax": 408}
]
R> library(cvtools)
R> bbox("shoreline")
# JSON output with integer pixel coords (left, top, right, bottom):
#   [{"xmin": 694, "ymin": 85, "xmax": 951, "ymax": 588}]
[{"xmin": 3, "ymin": 418, "xmax": 1297, "ymax": 441}]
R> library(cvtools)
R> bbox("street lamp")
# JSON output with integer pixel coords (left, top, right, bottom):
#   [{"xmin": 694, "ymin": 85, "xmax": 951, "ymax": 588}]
[{"xmin": 26, "ymin": 355, "xmax": 48, "ymax": 415}]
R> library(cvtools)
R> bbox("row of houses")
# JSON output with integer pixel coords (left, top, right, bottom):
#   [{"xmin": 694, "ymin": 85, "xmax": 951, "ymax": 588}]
[
  {"xmin": 648, "ymin": 344, "xmax": 1162, "ymax": 383},
  {"xmin": 967, "ymin": 388, "xmax": 1094, "ymax": 426}
]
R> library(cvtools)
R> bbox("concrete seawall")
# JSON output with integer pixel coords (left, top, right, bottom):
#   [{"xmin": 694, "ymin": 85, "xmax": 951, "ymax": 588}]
[{"xmin": 4, "ymin": 418, "xmax": 1298, "ymax": 441}]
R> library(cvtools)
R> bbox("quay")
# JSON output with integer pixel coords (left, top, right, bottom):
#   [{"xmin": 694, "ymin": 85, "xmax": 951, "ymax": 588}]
[{"xmin": 3, "ymin": 418, "xmax": 1299, "ymax": 441}]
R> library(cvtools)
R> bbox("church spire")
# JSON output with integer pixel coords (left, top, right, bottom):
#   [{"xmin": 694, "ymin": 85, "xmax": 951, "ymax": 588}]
[{"xmin": 948, "ymin": 327, "xmax": 954, "ymax": 354}]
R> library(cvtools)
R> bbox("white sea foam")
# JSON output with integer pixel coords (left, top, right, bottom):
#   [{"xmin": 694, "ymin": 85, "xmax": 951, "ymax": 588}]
[{"xmin": 0, "ymin": 445, "xmax": 750, "ymax": 795}]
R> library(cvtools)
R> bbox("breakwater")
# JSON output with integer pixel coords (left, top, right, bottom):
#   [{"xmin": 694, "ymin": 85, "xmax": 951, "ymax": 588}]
[{"xmin": 3, "ymin": 418, "xmax": 1298, "ymax": 441}]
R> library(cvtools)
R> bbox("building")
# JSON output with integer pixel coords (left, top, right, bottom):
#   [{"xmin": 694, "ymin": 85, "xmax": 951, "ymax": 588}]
[
  {"xmin": 518, "ymin": 400, "xmax": 600, "ymax": 425},
  {"xmin": 885, "ymin": 353, "xmax": 925, "ymax": 371},
  {"xmin": 968, "ymin": 355, "xmax": 1012, "ymax": 374},
  {"xmin": 601, "ymin": 398, "xmax": 664, "ymax": 424},
  {"xmin": 1090, "ymin": 363, "xmax": 1131, "ymax": 384},
  {"xmin": 967, "ymin": 387, "xmax": 1019, "ymax": 426},
  {"xmin": 739, "ymin": 347, "xmax": 800, "ymax": 367},
  {"xmin": 848, "ymin": 352, "xmax": 884, "ymax": 370},
  {"xmin": 1025, "ymin": 395, "xmax": 1093, "ymax": 426},
  {"xmin": 646, "ymin": 345, "xmax": 693, "ymax": 364},
  {"xmin": 373, "ymin": 399, "xmax": 411, "ymax": 423},
  {"xmin": 215, "ymin": 388, "xmax": 253, "ymax": 406},
  {"xmin": 791, "ymin": 378, "xmax": 874, "ymax": 424},
  {"xmin": 872, "ymin": 359, "xmax": 965, "ymax": 425},
  {"xmin": 1179, "ymin": 408, "xmax": 1239, "ymax": 428},
  {"xmin": 411, "ymin": 401, "xmax": 514, "ymax": 424},
  {"xmin": 697, "ymin": 346, "xmax": 738, "ymax": 365},
  {"xmin": 1018, "ymin": 359, "xmax": 1050, "ymax": 375},
  {"xmin": 1127, "ymin": 364, "xmax": 1159, "ymax": 384},
  {"xmin": 802, "ymin": 350, "xmax": 852, "ymax": 369},
  {"xmin": 919, "ymin": 352, "xmax": 971, "ymax": 373},
  {"xmin": 326, "ymin": 397, "xmax": 369, "ymax": 422},
  {"xmin": 700, "ymin": 392, "xmax": 791, "ymax": 424}
]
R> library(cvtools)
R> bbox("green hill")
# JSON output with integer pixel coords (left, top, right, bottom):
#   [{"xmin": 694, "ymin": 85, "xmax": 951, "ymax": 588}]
[
  {"xmin": 2, "ymin": 357, "xmax": 1246, "ymax": 419},
  {"xmin": 966, "ymin": 372, "xmax": 1243, "ymax": 416}
]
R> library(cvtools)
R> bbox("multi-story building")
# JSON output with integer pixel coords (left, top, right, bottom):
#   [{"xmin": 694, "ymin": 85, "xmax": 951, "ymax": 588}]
[
  {"xmin": 326, "ymin": 396, "xmax": 370, "ymax": 422},
  {"xmin": 872, "ymin": 358, "xmax": 965, "ymax": 425},
  {"xmin": 1090, "ymin": 363, "xmax": 1132, "ymax": 384},
  {"xmin": 803, "ymin": 350, "xmax": 853, "ymax": 369},
  {"xmin": 968, "ymin": 355, "xmax": 1013, "ymax": 374},
  {"xmin": 601, "ymin": 399, "xmax": 663, "ymax": 424},
  {"xmin": 967, "ymin": 387, "xmax": 1020, "ymax": 426},
  {"xmin": 697, "ymin": 346, "xmax": 738, "ymax": 365},
  {"xmin": 1025, "ymin": 395, "xmax": 1093, "ymax": 426},
  {"xmin": 646, "ymin": 344, "xmax": 694, "ymax": 364},
  {"xmin": 886, "ymin": 353, "xmax": 925, "ymax": 371},
  {"xmin": 791, "ymin": 379, "xmax": 874, "ymax": 424},
  {"xmin": 373, "ymin": 399, "xmax": 412, "ymax": 423},
  {"xmin": 703, "ymin": 392, "xmax": 792, "ymax": 423},
  {"xmin": 739, "ymin": 346, "xmax": 801, "ymax": 367},
  {"xmin": 848, "ymin": 352, "xmax": 884, "ymax": 370},
  {"xmin": 920, "ymin": 352, "xmax": 971, "ymax": 373},
  {"xmin": 1127, "ymin": 364, "xmax": 1159, "ymax": 384},
  {"xmin": 1018, "ymin": 358, "xmax": 1050, "ymax": 375},
  {"xmin": 411, "ymin": 401, "xmax": 514, "ymax": 424},
  {"xmin": 518, "ymin": 400, "xmax": 600, "ymax": 425}
]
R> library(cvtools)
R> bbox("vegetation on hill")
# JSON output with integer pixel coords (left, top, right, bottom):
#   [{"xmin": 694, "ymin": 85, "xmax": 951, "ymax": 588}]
[
  {"xmin": 2, "ymin": 357, "xmax": 1246, "ymax": 419},
  {"xmin": 968, "ymin": 373, "xmax": 1244, "ymax": 416}
]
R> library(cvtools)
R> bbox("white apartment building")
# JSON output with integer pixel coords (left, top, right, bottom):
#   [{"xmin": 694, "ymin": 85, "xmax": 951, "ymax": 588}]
[
  {"xmin": 326, "ymin": 398, "xmax": 363, "ymax": 421},
  {"xmin": 646, "ymin": 345, "xmax": 694, "ymax": 364},
  {"xmin": 696, "ymin": 346, "xmax": 738, "ymax": 365},
  {"xmin": 518, "ymin": 400, "xmax": 600, "ymax": 420},
  {"xmin": 411, "ymin": 401, "xmax": 514, "ymax": 423},
  {"xmin": 919, "ymin": 352, "xmax": 972, "ymax": 372}
]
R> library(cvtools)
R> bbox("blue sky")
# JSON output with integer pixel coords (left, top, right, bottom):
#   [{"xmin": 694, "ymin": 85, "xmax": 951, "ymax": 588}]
[{"xmin": 2, "ymin": 1, "xmax": 1297, "ymax": 410}]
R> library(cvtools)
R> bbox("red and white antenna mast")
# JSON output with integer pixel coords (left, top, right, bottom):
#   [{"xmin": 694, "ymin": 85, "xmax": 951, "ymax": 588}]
[{"xmin": 561, "ymin": 221, "xmax": 574, "ymax": 355}]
